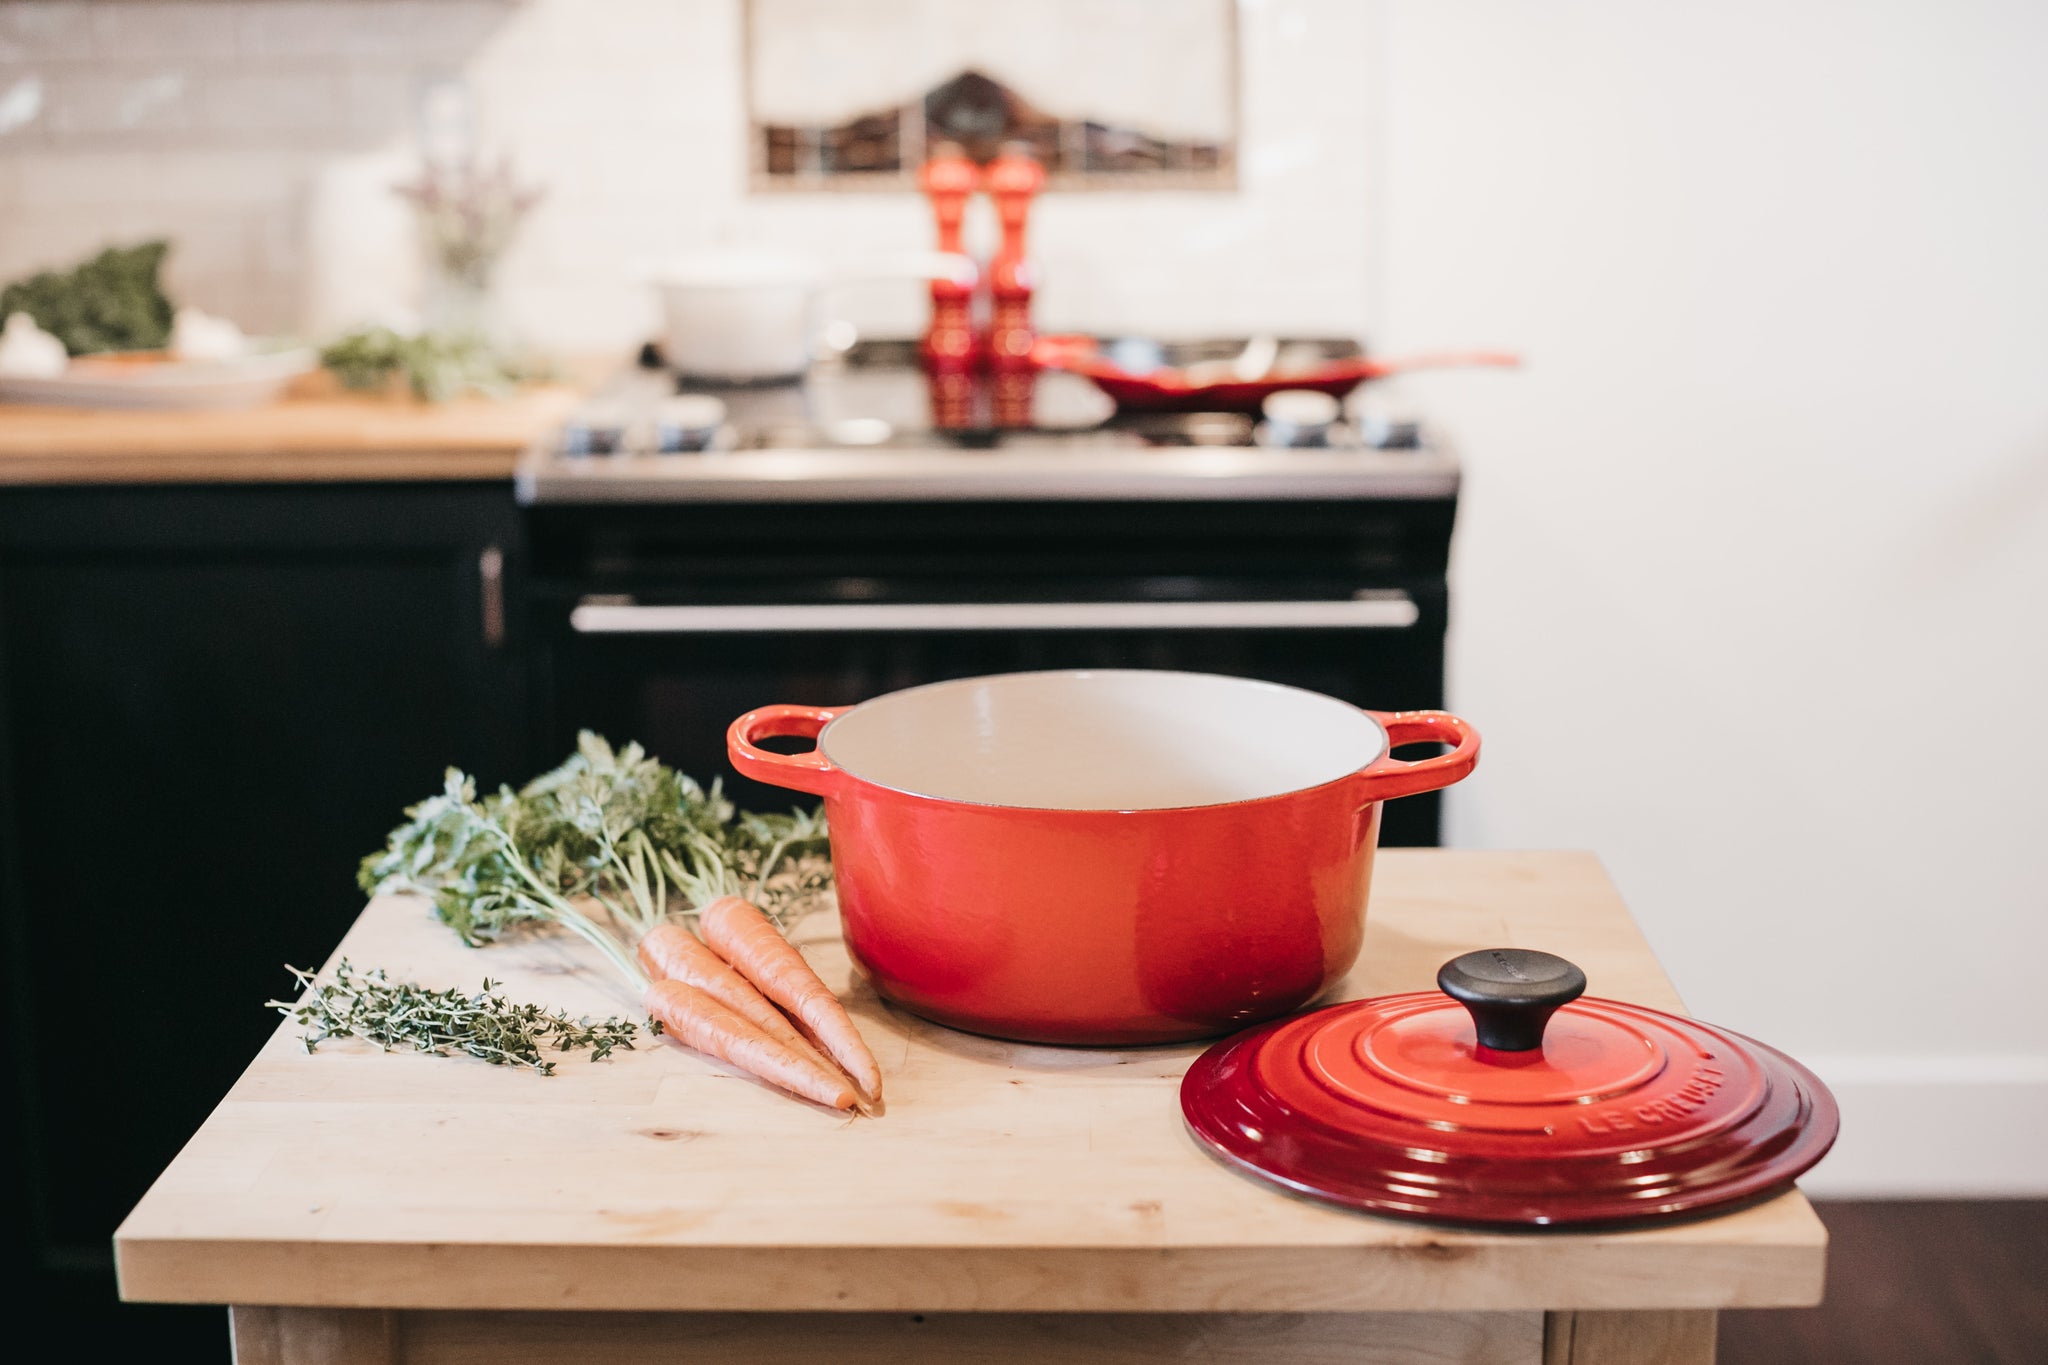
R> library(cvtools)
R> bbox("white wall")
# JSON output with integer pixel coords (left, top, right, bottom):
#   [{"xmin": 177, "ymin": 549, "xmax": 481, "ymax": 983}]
[
  {"xmin": 1378, "ymin": 0, "xmax": 2048, "ymax": 1194},
  {"xmin": 0, "ymin": 0, "xmax": 1376, "ymax": 347}
]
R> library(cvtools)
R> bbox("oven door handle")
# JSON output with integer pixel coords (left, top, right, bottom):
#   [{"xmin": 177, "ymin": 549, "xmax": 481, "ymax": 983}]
[{"xmin": 568, "ymin": 594, "xmax": 1419, "ymax": 634}]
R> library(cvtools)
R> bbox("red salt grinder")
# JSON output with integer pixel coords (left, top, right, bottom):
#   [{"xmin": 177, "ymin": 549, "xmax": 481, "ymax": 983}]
[
  {"xmin": 918, "ymin": 142, "xmax": 981, "ymax": 373},
  {"xmin": 984, "ymin": 142, "xmax": 1045, "ymax": 374}
]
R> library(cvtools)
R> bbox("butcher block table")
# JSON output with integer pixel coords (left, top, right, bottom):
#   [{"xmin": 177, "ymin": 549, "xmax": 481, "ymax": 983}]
[
  {"xmin": 0, "ymin": 375, "xmax": 581, "ymax": 484},
  {"xmin": 115, "ymin": 851, "xmax": 1826, "ymax": 1364}
]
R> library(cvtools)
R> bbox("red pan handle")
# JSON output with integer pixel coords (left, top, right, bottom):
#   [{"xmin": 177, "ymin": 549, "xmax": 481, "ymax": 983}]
[
  {"xmin": 1353, "ymin": 350, "xmax": 1521, "ymax": 380},
  {"xmin": 1354, "ymin": 710, "xmax": 1481, "ymax": 801},
  {"xmin": 728, "ymin": 704, "xmax": 853, "ymax": 798},
  {"xmin": 1031, "ymin": 337, "xmax": 1519, "ymax": 385}
]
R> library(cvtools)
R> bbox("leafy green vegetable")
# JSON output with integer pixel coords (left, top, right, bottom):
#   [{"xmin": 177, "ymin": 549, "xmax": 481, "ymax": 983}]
[
  {"xmin": 288, "ymin": 736, "xmax": 826, "ymax": 1078},
  {"xmin": 0, "ymin": 240, "xmax": 175, "ymax": 355},
  {"xmin": 267, "ymin": 959, "xmax": 641, "ymax": 1075},
  {"xmin": 358, "ymin": 732, "xmax": 833, "ymax": 966},
  {"xmin": 320, "ymin": 326, "xmax": 540, "ymax": 403}
]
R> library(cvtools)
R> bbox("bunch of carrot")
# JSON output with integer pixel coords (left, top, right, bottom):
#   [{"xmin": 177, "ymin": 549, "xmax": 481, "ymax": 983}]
[
  {"xmin": 359, "ymin": 737, "xmax": 880, "ymax": 1109},
  {"xmin": 638, "ymin": 897, "xmax": 882, "ymax": 1110}
]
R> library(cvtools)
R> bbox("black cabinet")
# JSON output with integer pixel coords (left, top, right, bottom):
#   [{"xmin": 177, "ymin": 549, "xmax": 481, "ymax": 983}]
[{"xmin": 0, "ymin": 482, "xmax": 523, "ymax": 1359}]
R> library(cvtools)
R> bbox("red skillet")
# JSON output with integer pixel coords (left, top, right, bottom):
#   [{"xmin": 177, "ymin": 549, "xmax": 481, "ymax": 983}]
[{"xmin": 1031, "ymin": 335, "xmax": 1520, "ymax": 413}]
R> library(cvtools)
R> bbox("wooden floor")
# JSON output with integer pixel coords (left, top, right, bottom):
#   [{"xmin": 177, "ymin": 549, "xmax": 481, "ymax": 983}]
[{"xmin": 1720, "ymin": 1201, "xmax": 2048, "ymax": 1364}]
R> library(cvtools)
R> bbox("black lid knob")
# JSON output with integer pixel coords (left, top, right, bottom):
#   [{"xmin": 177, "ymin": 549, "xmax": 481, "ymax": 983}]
[{"xmin": 1437, "ymin": 949, "xmax": 1587, "ymax": 1053}]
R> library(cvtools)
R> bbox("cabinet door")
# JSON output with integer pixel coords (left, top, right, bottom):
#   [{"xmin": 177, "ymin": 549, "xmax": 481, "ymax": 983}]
[{"xmin": 0, "ymin": 484, "xmax": 523, "ymax": 1357}]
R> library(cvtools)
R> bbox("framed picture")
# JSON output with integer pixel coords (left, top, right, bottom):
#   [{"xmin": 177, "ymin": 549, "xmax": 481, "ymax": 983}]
[{"xmin": 744, "ymin": 0, "xmax": 1239, "ymax": 191}]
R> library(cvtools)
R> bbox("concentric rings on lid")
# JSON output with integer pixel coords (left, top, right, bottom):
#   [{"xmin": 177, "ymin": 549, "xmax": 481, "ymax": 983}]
[{"xmin": 1180, "ymin": 949, "xmax": 1838, "ymax": 1227}]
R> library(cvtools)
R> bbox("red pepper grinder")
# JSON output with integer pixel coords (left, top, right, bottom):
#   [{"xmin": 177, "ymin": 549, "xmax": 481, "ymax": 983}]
[
  {"xmin": 918, "ymin": 141, "xmax": 981, "ymax": 373},
  {"xmin": 984, "ymin": 141, "xmax": 1045, "ymax": 374}
]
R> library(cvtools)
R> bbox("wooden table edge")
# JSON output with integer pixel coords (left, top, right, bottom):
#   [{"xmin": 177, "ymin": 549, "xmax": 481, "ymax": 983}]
[
  {"xmin": 116, "ymin": 1226, "xmax": 1827, "ymax": 1313},
  {"xmin": 0, "ymin": 449, "xmax": 524, "ymax": 485}
]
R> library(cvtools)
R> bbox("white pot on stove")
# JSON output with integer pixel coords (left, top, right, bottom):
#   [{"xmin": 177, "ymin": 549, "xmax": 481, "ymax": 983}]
[{"xmin": 653, "ymin": 249, "xmax": 973, "ymax": 384}]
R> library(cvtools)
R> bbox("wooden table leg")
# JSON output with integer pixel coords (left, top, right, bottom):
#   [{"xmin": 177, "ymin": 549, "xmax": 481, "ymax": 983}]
[
  {"xmin": 230, "ymin": 1307, "xmax": 397, "ymax": 1365},
  {"xmin": 1543, "ymin": 1311, "xmax": 1717, "ymax": 1364}
]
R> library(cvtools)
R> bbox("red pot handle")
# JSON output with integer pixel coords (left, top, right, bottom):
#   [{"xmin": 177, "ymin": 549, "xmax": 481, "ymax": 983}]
[
  {"xmin": 1355, "ymin": 710, "xmax": 1481, "ymax": 800},
  {"xmin": 727, "ymin": 704, "xmax": 853, "ymax": 798}
]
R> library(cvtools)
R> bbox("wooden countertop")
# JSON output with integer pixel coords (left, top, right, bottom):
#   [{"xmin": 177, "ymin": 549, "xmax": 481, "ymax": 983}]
[
  {"xmin": 0, "ymin": 374, "xmax": 580, "ymax": 485},
  {"xmin": 113, "ymin": 850, "xmax": 1826, "ymax": 1318}
]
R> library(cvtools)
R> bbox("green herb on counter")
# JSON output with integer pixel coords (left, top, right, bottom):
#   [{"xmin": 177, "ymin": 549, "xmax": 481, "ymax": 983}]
[
  {"xmin": 319, "ymin": 326, "xmax": 542, "ymax": 403},
  {"xmin": 357, "ymin": 732, "xmax": 833, "ymax": 960},
  {"xmin": 0, "ymin": 240, "xmax": 175, "ymax": 355},
  {"xmin": 267, "ymin": 959, "xmax": 642, "ymax": 1075},
  {"xmin": 340, "ymin": 738, "xmax": 850, "ymax": 1105}
]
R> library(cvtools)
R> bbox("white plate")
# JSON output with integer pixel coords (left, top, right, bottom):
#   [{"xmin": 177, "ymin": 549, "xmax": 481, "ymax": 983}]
[{"xmin": 0, "ymin": 345, "xmax": 318, "ymax": 410}]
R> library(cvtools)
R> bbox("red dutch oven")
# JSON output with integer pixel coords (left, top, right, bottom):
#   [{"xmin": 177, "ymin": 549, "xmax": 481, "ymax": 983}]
[{"xmin": 728, "ymin": 669, "xmax": 1479, "ymax": 1044}]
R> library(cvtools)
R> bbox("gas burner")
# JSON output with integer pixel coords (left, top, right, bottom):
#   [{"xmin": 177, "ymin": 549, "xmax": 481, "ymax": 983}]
[
  {"xmin": 1109, "ymin": 411, "xmax": 1256, "ymax": 447},
  {"xmin": 1257, "ymin": 390, "xmax": 1343, "ymax": 447},
  {"xmin": 523, "ymin": 337, "xmax": 1454, "ymax": 504},
  {"xmin": 651, "ymin": 396, "xmax": 728, "ymax": 453}
]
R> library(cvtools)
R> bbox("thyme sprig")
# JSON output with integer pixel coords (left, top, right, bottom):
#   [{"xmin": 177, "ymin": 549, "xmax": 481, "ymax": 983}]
[{"xmin": 267, "ymin": 959, "xmax": 641, "ymax": 1076}]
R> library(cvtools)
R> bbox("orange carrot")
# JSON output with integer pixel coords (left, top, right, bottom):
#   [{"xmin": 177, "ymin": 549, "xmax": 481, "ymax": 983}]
[
  {"xmin": 699, "ymin": 895, "xmax": 884, "ymax": 1103},
  {"xmin": 642, "ymin": 978, "xmax": 856, "ymax": 1110},
  {"xmin": 637, "ymin": 923, "xmax": 847, "ymax": 1084}
]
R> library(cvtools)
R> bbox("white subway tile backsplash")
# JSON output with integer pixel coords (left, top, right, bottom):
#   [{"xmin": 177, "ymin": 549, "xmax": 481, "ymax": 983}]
[
  {"xmin": 0, "ymin": 68, "xmax": 48, "ymax": 141},
  {"xmin": 0, "ymin": 2, "xmax": 94, "ymax": 64},
  {"xmin": 236, "ymin": 1, "xmax": 509, "ymax": 61},
  {"xmin": 46, "ymin": 70, "xmax": 192, "ymax": 136},
  {"xmin": 397, "ymin": 1, "xmax": 517, "ymax": 55},
  {"xmin": 3, "ymin": 0, "xmax": 1376, "ymax": 347},
  {"xmin": 197, "ymin": 70, "xmax": 348, "ymax": 137},
  {"xmin": 248, "ymin": 198, "xmax": 309, "ymax": 275},
  {"xmin": 234, "ymin": 2, "xmax": 394, "ymax": 60},
  {"xmin": 160, "ymin": 271, "xmax": 299, "ymax": 333},
  {"xmin": 8, "ymin": 147, "xmax": 306, "ymax": 205},
  {"xmin": 338, "ymin": 66, "xmax": 427, "ymax": 137},
  {"xmin": 8, "ymin": 148, "xmax": 170, "ymax": 205},
  {"xmin": 89, "ymin": 3, "xmax": 237, "ymax": 61}
]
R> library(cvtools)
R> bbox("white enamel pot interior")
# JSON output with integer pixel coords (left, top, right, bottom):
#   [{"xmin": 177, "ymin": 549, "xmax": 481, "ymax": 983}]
[{"xmin": 817, "ymin": 669, "xmax": 1389, "ymax": 809}]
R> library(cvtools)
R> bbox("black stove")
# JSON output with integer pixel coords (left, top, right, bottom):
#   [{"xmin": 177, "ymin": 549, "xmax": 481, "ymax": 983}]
[{"xmin": 519, "ymin": 337, "xmax": 1460, "ymax": 845}]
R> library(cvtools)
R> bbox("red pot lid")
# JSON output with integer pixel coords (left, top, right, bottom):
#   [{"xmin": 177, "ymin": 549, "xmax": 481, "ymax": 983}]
[{"xmin": 1181, "ymin": 948, "xmax": 1838, "ymax": 1227}]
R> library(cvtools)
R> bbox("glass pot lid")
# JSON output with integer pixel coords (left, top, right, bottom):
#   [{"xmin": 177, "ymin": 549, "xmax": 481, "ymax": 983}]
[{"xmin": 1180, "ymin": 949, "xmax": 1839, "ymax": 1227}]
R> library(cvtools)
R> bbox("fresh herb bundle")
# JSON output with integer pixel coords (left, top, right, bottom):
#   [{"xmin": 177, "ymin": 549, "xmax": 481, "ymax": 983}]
[
  {"xmin": 267, "ymin": 959, "xmax": 642, "ymax": 1075},
  {"xmin": 0, "ymin": 240, "xmax": 176, "ymax": 355},
  {"xmin": 300, "ymin": 737, "xmax": 844, "ymax": 1092},
  {"xmin": 320, "ymin": 326, "xmax": 544, "ymax": 403},
  {"xmin": 357, "ymin": 732, "xmax": 833, "ymax": 973}
]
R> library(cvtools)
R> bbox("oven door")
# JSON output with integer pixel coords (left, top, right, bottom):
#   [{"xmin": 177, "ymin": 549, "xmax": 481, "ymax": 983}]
[{"xmin": 532, "ymin": 583, "xmax": 1449, "ymax": 845}]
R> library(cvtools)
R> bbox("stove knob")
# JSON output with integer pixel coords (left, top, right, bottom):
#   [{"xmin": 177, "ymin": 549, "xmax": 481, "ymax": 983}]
[
  {"xmin": 1259, "ymin": 389, "xmax": 1342, "ymax": 447},
  {"xmin": 1351, "ymin": 392, "xmax": 1423, "ymax": 449},
  {"xmin": 559, "ymin": 409, "xmax": 628, "ymax": 456},
  {"xmin": 653, "ymin": 395, "xmax": 729, "ymax": 453}
]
